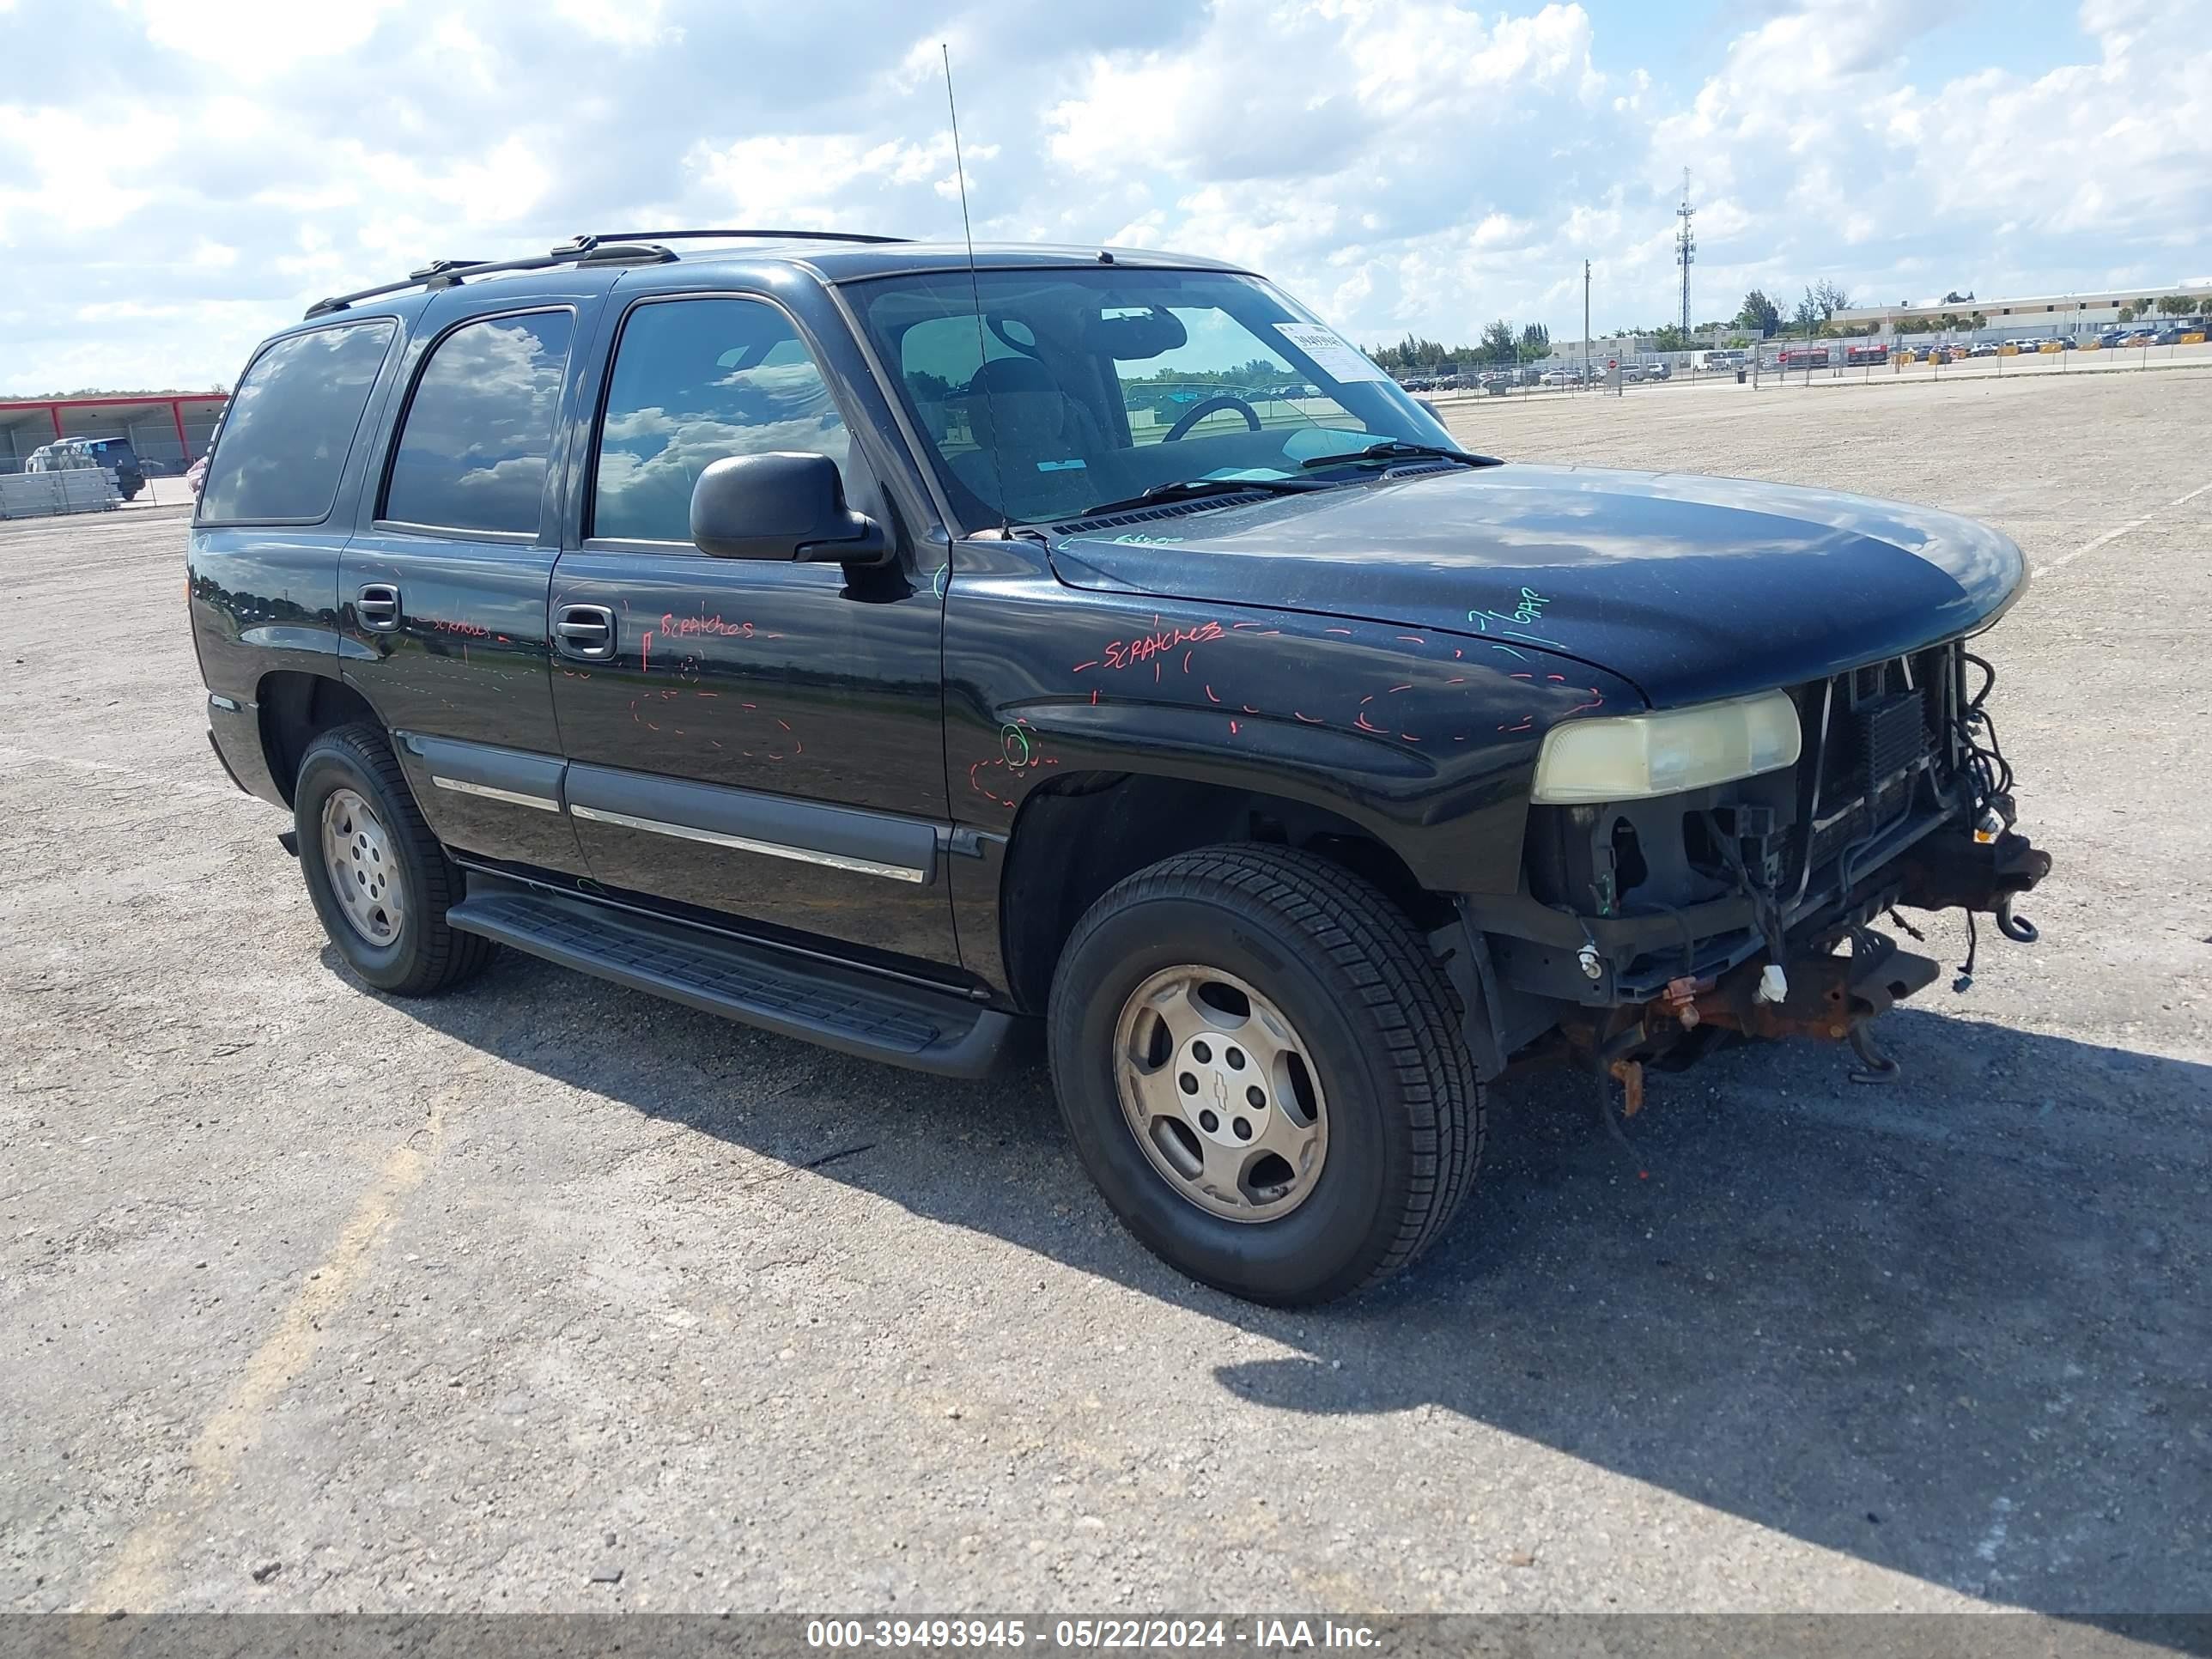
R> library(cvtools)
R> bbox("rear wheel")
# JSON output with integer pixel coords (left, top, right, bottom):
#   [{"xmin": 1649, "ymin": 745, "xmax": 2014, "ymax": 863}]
[
  {"xmin": 1048, "ymin": 845, "xmax": 1483, "ymax": 1304},
  {"xmin": 293, "ymin": 723, "xmax": 492, "ymax": 995}
]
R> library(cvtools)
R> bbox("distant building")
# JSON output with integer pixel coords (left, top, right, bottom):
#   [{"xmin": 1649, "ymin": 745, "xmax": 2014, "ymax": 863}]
[
  {"xmin": 0, "ymin": 392, "xmax": 228, "ymax": 475},
  {"xmin": 1831, "ymin": 286, "xmax": 2210, "ymax": 339}
]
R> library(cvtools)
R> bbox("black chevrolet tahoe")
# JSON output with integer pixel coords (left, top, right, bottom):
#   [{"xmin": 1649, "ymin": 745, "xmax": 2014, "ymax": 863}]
[{"xmin": 189, "ymin": 231, "xmax": 2051, "ymax": 1304}]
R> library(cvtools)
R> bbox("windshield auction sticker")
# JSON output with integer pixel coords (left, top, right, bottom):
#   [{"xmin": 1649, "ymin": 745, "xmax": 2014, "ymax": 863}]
[{"xmin": 1272, "ymin": 322, "xmax": 1391, "ymax": 383}]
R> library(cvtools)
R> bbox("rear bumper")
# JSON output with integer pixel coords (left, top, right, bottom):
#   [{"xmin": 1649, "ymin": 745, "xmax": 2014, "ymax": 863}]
[{"xmin": 204, "ymin": 694, "xmax": 285, "ymax": 809}]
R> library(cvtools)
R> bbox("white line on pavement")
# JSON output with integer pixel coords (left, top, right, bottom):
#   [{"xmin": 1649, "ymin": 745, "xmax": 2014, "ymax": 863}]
[{"xmin": 2035, "ymin": 478, "xmax": 2212, "ymax": 575}]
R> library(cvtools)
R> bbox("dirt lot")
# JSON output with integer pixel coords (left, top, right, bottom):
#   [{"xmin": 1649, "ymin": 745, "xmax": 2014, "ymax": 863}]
[{"xmin": 3, "ymin": 369, "xmax": 2207, "ymax": 1624}]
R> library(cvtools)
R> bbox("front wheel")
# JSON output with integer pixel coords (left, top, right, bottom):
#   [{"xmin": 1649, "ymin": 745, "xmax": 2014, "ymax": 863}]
[
  {"xmin": 293, "ymin": 723, "xmax": 493, "ymax": 996},
  {"xmin": 1048, "ymin": 846, "xmax": 1483, "ymax": 1304}
]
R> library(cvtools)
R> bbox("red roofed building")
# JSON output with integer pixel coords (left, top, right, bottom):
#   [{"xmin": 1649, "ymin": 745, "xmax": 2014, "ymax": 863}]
[{"xmin": 0, "ymin": 392, "xmax": 228, "ymax": 476}]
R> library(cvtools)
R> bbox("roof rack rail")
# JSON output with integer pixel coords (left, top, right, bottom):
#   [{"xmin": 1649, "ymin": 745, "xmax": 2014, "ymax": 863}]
[
  {"xmin": 560, "ymin": 228, "xmax": 910, "ymax": 250},
  {"xmin": 302, "ymin": 238, "xmax": 686, "ymax": 320}
]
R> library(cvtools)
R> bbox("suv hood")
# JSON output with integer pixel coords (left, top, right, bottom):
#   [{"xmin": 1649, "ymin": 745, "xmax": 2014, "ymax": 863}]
[{"xmin": 1047, "ymin": 464, "xmax": 2027, "ymax": 707}]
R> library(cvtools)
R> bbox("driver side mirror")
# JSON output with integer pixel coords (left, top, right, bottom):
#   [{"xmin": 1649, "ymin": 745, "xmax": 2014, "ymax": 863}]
[{"xmin": 690, "ymin": 452, "xmax": 892, "ymax": 566}]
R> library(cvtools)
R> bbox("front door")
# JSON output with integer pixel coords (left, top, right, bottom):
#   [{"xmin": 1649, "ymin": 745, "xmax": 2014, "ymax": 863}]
[
  {"xmin": 340, "ymin": 299, "xmax": 592, "ymax": 876},
  {"xmin": 548, "ymin": 292, "xmax": 955, "ymax": 966}
]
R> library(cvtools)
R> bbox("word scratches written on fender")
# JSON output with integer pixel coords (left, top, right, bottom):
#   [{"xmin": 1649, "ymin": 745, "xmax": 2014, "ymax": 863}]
[
  {"xmin": 1073, "ymin": 618, "xmax": 1226, "ymax": 675},
  {"xmin": 1061, "ymin": 610, "xmax": 1605, "ymax": 746}
]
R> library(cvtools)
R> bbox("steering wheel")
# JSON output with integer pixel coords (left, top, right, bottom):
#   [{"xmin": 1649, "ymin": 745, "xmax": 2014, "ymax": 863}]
[{"xmin": 1163, "ymin": 395, "xmax": 1263, "ymax": 441}]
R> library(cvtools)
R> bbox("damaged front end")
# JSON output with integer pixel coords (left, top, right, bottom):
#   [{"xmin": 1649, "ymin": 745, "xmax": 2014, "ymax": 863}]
[{"xmin": 1445, "ymin": 638, "xmax": 2052, "ymax": 1091}]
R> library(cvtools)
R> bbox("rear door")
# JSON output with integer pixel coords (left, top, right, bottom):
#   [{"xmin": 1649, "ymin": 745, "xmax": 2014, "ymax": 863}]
[
  {"xmin": 340, "ymin": 290, "xmax": 603, "ymax": 876},
  {"xmin": 547, "ymin": 289, "xmax": 957, "ymax": 965}
]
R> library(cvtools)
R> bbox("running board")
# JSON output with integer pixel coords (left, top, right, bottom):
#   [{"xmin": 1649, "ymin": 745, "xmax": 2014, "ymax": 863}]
[{"xmin": 446, "ymin": 885, "xmax": 1012, "ymax": 1078}]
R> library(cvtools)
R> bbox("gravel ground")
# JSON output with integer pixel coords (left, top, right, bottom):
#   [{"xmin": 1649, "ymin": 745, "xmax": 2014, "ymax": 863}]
[{"xmin": 2, "ymin": 368, "xmax": 2207, "ymax": 1624}]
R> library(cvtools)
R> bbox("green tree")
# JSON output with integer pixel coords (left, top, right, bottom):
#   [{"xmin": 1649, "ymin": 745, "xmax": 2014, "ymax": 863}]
[
  {"xmin": 1737, "ymin": 289, "xmax": 1782, "ymax": 337},
  {"xmin": 1480, "ymin": 319, "xmax": 1516, "ymax": 363},
  {"xmin": 1518, "ymin": 322, "xmax": 1550, "ymax": 362},
  {"xmin": 1803, "ymin": 280, "xmax": 1852, "ymax": 335},
  {"xmin": 2157, "ymin": 295, "xmax": 2196, "ymax": 317}
]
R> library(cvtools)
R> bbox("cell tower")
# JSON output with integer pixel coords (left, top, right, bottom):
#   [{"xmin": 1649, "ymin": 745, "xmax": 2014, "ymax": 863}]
[{"xmin": 1675, "ymin": 167, "xmax": 1695, "ymax": 338}]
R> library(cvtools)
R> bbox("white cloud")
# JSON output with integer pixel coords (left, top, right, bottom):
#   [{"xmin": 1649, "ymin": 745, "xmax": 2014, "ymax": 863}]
[
  {"xmin": 0, "ymin": 0, "xmax": 2207, "ymax": 393},
  {"xmin": 130, "ymin": 0, "xmax": 404, "ymax": 79}
]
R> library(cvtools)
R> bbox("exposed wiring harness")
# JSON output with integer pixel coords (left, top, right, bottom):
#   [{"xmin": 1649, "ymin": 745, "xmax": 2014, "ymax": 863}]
[
  {"xmin": 1951, "ymin": 652, "xmax": 2008, "ymax": 990},
  {"xmin": 1959, "ymin": 650, "xmax": 2015, "ymax": 817},
  {"xmin": 1698, "ymin": 810, "xmax": 1790, "ymax": 979}
]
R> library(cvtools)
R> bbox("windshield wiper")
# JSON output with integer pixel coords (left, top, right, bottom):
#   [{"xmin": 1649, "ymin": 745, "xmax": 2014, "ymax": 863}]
[
  {"xmin": 1073, "ymin": 476, "xmax": 1328, "ymax": 518},
  {"xmin": 1298, "ymin": 440, "xmax": 1499, "ymax": 471}
]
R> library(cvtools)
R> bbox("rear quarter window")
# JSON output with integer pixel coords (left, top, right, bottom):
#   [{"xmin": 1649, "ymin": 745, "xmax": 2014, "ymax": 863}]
[{"xmin": 198, "ymin": 319, "xmax": 398, "ymax": 524}]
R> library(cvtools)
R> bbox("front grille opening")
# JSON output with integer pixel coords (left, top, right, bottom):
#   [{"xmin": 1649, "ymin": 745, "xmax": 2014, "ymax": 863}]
[
  {"xmin": 1682, "ymin": 811, "xmax": 1719, "ymax": 877},
  {"xmin": 1611, "ymin": 817, "xmax": 1650, "ymax": 896},
  {"xmin": 1794, "ymin": 639, "xmax": 1963, "ymax": 890}
]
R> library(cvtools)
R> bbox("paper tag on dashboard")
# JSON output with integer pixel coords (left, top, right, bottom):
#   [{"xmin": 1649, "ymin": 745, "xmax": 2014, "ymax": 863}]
[{"xmin": 1272, "ymin": 323, "xmax": 1390, "ymax": 384}]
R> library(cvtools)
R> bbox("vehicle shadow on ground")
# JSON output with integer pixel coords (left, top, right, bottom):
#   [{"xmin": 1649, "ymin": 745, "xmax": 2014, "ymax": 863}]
[{"xmin": 357, "ymin": 942, "xmax": 2209, "ymax": 1618}]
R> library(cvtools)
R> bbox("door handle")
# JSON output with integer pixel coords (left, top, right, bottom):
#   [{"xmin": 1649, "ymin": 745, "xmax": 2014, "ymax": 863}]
[
  {"xmin": 357, "ymin": 582, "xmax": 402, "ymax": 631},
  {"xmin": 555, "ymin": 603, "xmax": 617, "ymax": 660}
]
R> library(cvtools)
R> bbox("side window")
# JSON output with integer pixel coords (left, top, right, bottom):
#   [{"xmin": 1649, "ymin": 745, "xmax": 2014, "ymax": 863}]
[
  {"xmin": 592, "ymin": 297, "xmax": 849, "ymax": 544},
  {"xmin": 198, "ymin": 320, "xmax": 396, "ymax": 524},
  {"xmin": 383, "ymin": 310, "xmax": 574, "ymax": 535}
]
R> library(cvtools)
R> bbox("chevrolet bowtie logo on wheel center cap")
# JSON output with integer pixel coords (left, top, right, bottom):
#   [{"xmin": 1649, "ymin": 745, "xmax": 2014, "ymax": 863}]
[{"xmin": 1181, "ymin": 1035, "xmax": 1265, "ymax": 1148}]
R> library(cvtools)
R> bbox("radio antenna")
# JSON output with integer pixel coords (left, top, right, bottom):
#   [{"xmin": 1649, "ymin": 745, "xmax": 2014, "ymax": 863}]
[{"xmin": 942, "ymin": 42, "xmax": 1011, "ymax": 534}]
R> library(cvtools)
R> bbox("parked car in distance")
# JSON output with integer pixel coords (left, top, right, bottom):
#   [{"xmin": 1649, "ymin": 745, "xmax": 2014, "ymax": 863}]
[
  {"xmin": 25, "ymin": 435, "xmax": 146, "ymax": 501},
  {"xmin": 187, "ymin": 230, "xmax": 2053, "ymax": 1305},
  {"xmin": 1968, "ymin": 342, "xmax": 1999, "ymax": 357}
]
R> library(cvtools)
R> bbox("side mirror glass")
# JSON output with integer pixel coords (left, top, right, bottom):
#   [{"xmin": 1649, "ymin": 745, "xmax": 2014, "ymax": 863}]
[{"xmin": 689, "ymin": 452, "xmax": 891, "ymax": 565}]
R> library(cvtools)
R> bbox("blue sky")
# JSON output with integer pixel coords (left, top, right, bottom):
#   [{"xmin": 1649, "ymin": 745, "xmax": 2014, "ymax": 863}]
[
  {"xmin": 1590, "ymin": 0, "xmax": 2079, "ymax": 97},
  {"xmin": 1, "ymin": 0, "xmax": 2205, "ymax": 392}
]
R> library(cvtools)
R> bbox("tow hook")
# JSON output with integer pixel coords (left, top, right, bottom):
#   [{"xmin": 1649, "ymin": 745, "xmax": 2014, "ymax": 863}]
[{"xmin": 1846, "ymin": 1022, "xmax": 1901, "ymax": 1085}]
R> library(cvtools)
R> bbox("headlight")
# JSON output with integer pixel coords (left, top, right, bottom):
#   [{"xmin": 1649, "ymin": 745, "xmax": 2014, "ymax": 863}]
[{"xmin": 1531, "ymin": 689, "xmax": 1802, "ymax": 804}]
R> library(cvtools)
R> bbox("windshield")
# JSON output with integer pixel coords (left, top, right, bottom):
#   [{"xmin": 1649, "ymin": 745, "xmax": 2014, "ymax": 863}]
[{"xmin": 853, "ymin": 266, "xmax": 1458, "ymax": 529}]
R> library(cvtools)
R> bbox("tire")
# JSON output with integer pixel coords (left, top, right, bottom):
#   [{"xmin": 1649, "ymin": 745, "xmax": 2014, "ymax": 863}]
[
  {"xmin": 1048, "ymin": 845, "xmax": 1483, "ymax": 1305},
  {"xmin": 292, "ymin": 722, "xmax": 493, "ymax": 996}
]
